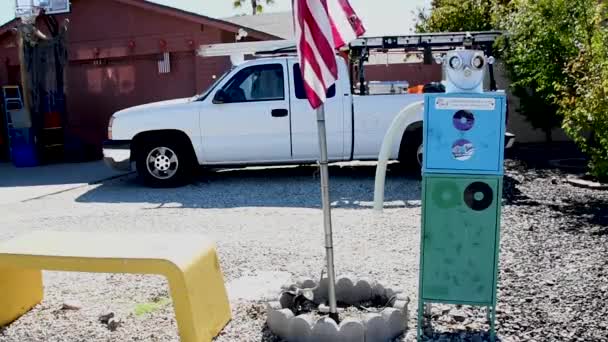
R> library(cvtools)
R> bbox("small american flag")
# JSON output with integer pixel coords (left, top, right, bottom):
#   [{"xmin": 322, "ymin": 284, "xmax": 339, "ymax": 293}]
[
  {"xmin": 293, "ymin": 0, "xmax": 365, "ymax": 109},
  {"xmin": 158, "ymin": 52, "xmax": 171, "ymax": 74}
]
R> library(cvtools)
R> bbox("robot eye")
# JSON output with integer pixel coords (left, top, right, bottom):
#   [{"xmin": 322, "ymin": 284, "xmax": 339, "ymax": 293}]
[
  {"xmin": 472, "ymin": 55, "xmax": 485, "ymax": 69},
  {"xmin": 448, "ymin": 55, "xmax": 462, "ymax": 70}
]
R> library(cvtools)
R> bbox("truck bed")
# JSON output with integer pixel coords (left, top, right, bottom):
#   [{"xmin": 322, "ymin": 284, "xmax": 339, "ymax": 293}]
[{"xmin": 352, "ymin": 93, "xmax": 424, "ymax": 160}]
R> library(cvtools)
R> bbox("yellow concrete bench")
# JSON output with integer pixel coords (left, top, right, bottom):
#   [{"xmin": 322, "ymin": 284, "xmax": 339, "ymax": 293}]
[{"xmin": 0, "ymin": 231, "xmax": 231, "ymax": 342}]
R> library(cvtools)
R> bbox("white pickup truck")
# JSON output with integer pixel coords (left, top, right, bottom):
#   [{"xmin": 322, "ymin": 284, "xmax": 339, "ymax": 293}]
[{"xmin": 103, "ymin": 55, "xmax": 431, "ymax": 186}]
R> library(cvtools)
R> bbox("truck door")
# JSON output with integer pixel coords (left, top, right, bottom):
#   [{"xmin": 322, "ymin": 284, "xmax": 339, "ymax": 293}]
[
  {"xmin": 288, "ymin": 60, "xmax": 345, "ymax": 161},
  {"xmin": 201, "ymin": 59, "xmax": 291, "ymax": 163}
]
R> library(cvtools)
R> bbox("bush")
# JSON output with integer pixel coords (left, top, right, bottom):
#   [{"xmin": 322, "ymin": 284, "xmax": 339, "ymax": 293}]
[
  {"xmin": 497, "ymin": 0, "xmax": 582, "ymax": 141},
  {"xmin": 560, "ymin": 4, "xmax": 608, "ymax": 181}
]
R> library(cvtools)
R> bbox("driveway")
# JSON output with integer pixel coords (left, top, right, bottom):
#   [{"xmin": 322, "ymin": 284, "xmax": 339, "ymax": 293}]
[
  {"xmin": 0, "ymin": 162, "xmax": 423, "ymax": 341},
  {"xmin": 0, "ymin": 161, "xmax": 128, "ymax": 205},
  {"xmin": 1, "ymin": 159, "xmax": 606, "ymax": 342}
]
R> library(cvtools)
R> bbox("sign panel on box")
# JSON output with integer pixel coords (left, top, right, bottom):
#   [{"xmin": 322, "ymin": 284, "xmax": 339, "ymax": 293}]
[
  {"xmin": 423, "ymin": 93, "xmax": 506, "ymax": 174},
  {"xmin": 435, "ymin": 97, "xmax": 496, "ymax": 111}
]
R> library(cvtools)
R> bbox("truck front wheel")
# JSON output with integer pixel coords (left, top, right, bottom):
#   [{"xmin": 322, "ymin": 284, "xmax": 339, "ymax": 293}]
[{"xmin": 136, "ymin": 140, "xmax": 193, "ymax": 187}]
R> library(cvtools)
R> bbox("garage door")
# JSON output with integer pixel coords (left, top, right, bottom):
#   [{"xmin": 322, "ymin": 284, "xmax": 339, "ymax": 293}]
[{"xmin": 66, "ymin": 52, "xmax": 195, "ymax": 158}]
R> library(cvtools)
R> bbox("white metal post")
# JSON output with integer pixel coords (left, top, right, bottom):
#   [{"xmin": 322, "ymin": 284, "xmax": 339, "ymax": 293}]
[{"xmin": 316, "ymin": 104, "xmax": 338, "ymax": 321}]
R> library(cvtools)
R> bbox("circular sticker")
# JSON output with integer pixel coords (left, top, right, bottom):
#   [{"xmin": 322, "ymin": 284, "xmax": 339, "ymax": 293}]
[
  {"xmin": 463, "ymin": 182, "xmax": 494, "ymax": 211},
  {"xmin": 452, "ymin": 139, "xmax": 475, "ymax": 161},
  {"xmin": 453, "ymin": 110, "xmax": 475, "ymax": 131},
  {"xmin": 432, "ymin": 181, "xmax": 461, "ymax": 209}
]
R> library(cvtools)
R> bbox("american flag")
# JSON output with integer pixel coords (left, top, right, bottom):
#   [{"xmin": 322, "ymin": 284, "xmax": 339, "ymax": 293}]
[
  {"xmin": 158, "ymin": 52, "xmax": 171, "ymax": 74},
  {"xmin": 294, "ymin": 0, "xmax": 365, "ymax": 109}
]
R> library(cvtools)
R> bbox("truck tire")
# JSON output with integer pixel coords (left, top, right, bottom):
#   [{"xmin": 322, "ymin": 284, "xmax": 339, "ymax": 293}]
[
  {"xmin": 398, "ymin": 129, "xmax": 423, "ymax": 175},
  {"xmin": 135, "ymin": 139, "xmax": 194, "ymax": 187}
]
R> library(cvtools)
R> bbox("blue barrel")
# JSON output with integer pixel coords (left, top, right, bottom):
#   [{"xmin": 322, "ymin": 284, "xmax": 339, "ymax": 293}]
[{"xmin": 9, "ymin": 128, "xmax": 38, "ymax": 167}]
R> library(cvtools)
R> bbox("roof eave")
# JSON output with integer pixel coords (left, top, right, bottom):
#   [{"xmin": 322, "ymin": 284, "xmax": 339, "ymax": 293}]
[{"xmin": 113, "ymin": 0, "xmax": 282, "ymax": 40}]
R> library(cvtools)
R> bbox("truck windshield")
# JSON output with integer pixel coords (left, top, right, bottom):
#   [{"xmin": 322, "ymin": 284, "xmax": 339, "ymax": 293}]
[{"xmin": 193, "ymin": 67, "xmax": 234, "ymax": 102}]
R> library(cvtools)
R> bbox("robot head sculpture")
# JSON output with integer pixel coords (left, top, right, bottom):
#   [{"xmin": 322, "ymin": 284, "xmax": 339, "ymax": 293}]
[{"xmin": 436, "ymin": 49, "xmax": 495, "ymax": 94}]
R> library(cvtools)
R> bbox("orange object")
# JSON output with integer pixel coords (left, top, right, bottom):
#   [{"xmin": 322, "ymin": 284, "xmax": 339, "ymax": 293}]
[{"xmin": 408, "ymin": 85, "xmax": 424, "ymax": 94}]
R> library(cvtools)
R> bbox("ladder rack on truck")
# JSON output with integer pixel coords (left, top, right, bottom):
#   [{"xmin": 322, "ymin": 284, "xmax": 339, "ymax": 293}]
[
  {"xmin": 198, "ymin": 31, "xmax": 504, "ymax": 94},
  {"xmin": 199, "ymin": 31, "xmax": 503, "ymax": 57}
]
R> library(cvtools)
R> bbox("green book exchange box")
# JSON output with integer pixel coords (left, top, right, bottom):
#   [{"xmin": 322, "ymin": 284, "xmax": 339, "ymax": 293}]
[{"xmin": 417, "ymin": 49, "xmax": 506, "ymax": 340}]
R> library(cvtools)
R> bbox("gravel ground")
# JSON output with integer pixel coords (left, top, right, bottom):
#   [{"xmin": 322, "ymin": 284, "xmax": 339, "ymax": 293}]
[{"xmin": 0, "ymin": 158, "xmax": 606, "ymax": 342}]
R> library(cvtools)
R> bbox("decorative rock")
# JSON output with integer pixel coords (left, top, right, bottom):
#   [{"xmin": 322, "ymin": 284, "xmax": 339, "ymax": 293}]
[
  {"xmin": 364, "ymin": 313, "xmax": 389, "ymax": 342},
  {"xmin": 301, "ymin": 279, "xmax": 316, "ymax": 289},
  {"xmin": 280, "ymin": 292, "xmax": 295, "ymax": 310},
  {"xmin": 313, "ymin": 277, "xmax": 329, "ymax": 305},
  {"xmin": 451, "ymin": 309, "xmax": 467, "ymax": 323},
  {"xmin": 267, "ymin": 309, "xmax": 294, "ymax": 338},
  {"xmin": 311, "ymin": 316, "xmax": 340, "ymax": 342},
  {"xmin": 287, "ymin": 314, "xmax": 313, "ymax": 342},
  {"xmin": 61, "ymin": 300, "xmax": 82, "ymax": 311},
  {"xmin": 336, "ymin": 276, "xmax": 356, "ymax": 304},
  {"xmin": 106, "ymin": 317, "xmax": 121, "ymax": 332},
  {"xmin": 381, "ymin": 307, "xmax": 406, "ymax": 339},
  {"xmin": 300, "ymin": 288, "xmax": 314, "ymax": 301},
  {"xmin": 353, "ymin": 278, "xmax": 373, "ymax": 303},
  {"xmin": 338, "ymin": 318, "xmax": 365, "ymax": 342},
  {"xmin": 98, "ymin": 312, "xmax": 114, "ymax": 324}
]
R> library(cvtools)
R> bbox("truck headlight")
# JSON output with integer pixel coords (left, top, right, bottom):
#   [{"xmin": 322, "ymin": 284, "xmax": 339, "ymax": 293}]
[{"xmin": 108, "ymin": 116, "xmax": 115, "ymax": 140}]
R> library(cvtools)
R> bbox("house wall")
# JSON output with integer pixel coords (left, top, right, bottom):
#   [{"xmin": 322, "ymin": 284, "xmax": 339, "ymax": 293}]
[{"xmin": 0, "ymin": 0, "xmax": 239, "ymax": 159}]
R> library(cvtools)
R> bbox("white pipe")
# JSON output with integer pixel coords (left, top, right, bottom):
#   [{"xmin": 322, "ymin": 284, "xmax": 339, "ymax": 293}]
[{"xmin": 373, "ymin": 101, "xmax": 424, "ymax": 212}]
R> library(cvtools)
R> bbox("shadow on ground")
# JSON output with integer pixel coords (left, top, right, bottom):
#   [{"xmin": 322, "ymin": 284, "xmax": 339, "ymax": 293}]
[
  {"xmin": 0, "ymin": 161, "xmax": 126, "ymax": 187},
  {"xmin": 76, "ymin": 164, "xmax": 421, "ymax": 209},
  {"xmin": 550, "ymin": 197, "xmax": 608, "ymax": 235},
  {"xmin": 502, "ymin": 174, "xmax": 538, "ymax": 206},
  {"xmin": 505, "ymin": 142, "xmax": 586, "ymax": 171}
]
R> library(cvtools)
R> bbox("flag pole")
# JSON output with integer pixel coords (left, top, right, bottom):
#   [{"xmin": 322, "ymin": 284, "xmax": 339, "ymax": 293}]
[{"xmin": 316, "ymin": 104, "xmax": 339, "ymax": 322}]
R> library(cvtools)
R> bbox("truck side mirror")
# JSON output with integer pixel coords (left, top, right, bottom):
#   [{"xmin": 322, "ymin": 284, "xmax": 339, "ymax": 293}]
[{"xmin": 213, "ymin": 89, "xmax": 227, "ymax": 104}]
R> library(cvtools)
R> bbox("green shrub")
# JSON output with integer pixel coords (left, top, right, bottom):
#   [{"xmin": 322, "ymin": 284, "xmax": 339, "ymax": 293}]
[
  {"xmin": 560, "ymin": 4, "xmax": 608, "ymax": 181},
  {"xmin": 497, "ymin": 0, "xmax": 582, "ymax": 141}
]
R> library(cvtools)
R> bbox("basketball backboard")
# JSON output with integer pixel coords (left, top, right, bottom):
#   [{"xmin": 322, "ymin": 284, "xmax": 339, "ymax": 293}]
[{"xmin": 15, "ymin": 0, "xmax": 70, "ymax": 18}]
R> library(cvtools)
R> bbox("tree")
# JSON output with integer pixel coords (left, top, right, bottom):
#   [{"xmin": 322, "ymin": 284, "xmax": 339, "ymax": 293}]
[
  {"xmin": 415, "ymin": 0, "xmax": 497, "ymax": 33},
  {"xmin": 232, "ymin": 0, "xmax": 275, "ymax": 15}
]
